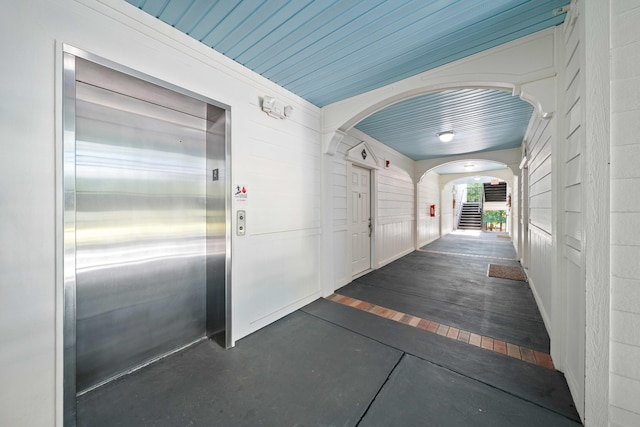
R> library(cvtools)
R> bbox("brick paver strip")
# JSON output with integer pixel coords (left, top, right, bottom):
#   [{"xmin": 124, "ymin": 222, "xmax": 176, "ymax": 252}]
[
  {"xmin": 469, "ymin": 333, "xmax": 482, "ymax": 347},
  {"xmin": 520, "ymin": 347, "xmax": 537, "ymax": 364},
  {"xmin": 327, "ymin": 293, "xmax": 555, "ymax": 370},
  {"xmin": 507, "ymin": 343, "xmax": 521, "ymax": 359},
  {"xmin": 481, "ymin": 336, "xmax": 494, "ymax": 350},
  {"xmin": 447, "ymin": 327, "xmax": 460, "ymax": 339},
  {"xmin": 457, "ymin": 330, "xmax": 471, "ymax": 343}
]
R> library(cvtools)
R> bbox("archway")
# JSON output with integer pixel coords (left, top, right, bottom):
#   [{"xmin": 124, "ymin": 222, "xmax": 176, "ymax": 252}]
[
  {"xmin": 322, "ymin": 29, "xmax": 556, "ymax": 157},
  {"xmin": 416, "ymin": 160, "xmax": 516, "ymax": 246},
  {"xmin": 321, "ymin": 29, "xmax": 556, "ymax": 298}
]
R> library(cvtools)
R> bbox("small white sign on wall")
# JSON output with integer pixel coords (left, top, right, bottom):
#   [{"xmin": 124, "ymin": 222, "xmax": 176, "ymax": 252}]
[{"xmin": 234, "ymin": 185, "xmax": 248, "ymax": 202}]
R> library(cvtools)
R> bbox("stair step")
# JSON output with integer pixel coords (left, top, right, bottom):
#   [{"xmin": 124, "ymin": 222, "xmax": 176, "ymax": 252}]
[{"xmin": 458, "ymin": 201, "xmax": 484, "ymax": 230}]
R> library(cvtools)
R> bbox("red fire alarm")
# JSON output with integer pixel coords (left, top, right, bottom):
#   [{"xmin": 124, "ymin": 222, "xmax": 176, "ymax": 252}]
[
  {"xmin": 385, "ymin": 160, "xmax": 390, "ymax": 168},
  {"xmin": 430, "ymin": 204, "xmax": 436, "ymax": 217}
]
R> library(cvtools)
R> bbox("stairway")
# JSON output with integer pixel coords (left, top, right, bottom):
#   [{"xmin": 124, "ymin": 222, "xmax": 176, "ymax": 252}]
[
  {"xmin": 483, "ymin": 182, "xmax": 507, "ymax": 202},
  {"xmin": 458, "ymin": 202, "xmax": 483, "ymax": 230}
]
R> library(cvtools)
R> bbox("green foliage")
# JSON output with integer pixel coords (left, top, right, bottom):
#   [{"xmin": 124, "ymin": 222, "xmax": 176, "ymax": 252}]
[
  {"xmin": 484, "ymin": 210, "xmax": 506, "ymax": 225},
  {"xmin": 466, "ymin": 183, "xmax": 483, "ymax": 202}
]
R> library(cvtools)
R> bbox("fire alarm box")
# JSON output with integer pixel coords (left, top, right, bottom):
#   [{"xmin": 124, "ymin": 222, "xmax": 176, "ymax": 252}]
[{"xmin": 430, "ymin": 204, "xmax": 436, "ymax": 217}]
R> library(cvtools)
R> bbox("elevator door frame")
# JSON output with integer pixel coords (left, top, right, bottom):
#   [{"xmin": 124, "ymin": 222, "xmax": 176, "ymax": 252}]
[{"xmin": 60, "ymin": 45, "xmax": 232, "ymax": 426}]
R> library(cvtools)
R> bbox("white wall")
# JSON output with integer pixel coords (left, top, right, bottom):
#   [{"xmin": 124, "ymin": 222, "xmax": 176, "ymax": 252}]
[
  {"xmin": 522, "ymin": 10, "xmax": 590, "ymax": 415},
  {"xmin": 556, "ymin": 4, "xmax": 586, "ymax": 414},
  {"xmin": 329, "ymin": 137, "xmax": 353, "ymax": 288},
  {"xmin": 524, "ymin": 2, "xmax": 614, "ymax": 421},
  {"xmin": 453, "ymin": 183, "xmax": 466, "ymax": 230},
  {"xmin": 376, "ymin": 165, "xmax": 416, "ymax": 267},
  {"xmin": 416, "ymin": 171, "xmax": 441, "ymax": 247},
  {"xmin": 524, "ymin": 113, "xmax": 556, "ymax": 331},
  {"xmin": 511, "ymin": 175, "xmax": 520, "ymax": 248},
  {"xmin": 610, "ymin": 1, "xmax": 640, "ymax": 425},
  {"xmin": 519, "ymin": 165, "xmax": 530, "ymax": 267},
  {"xmin": 440, "ymin": 181, "xmax": 456, "ymax": 236},
  {"xmin": 329, "ymin": 130, "xmax": 416, "ymax": 289},
  {"xmin": 0, "ymin": 1, "xmax": 321, "ymax": 425},
  {"xmin": 483, "ymin": 201, "xmax": 509, "ymax": 211}
]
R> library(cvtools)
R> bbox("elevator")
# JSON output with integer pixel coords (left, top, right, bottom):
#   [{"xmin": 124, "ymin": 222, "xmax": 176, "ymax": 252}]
[{"xmin": 62, "ymin": 47, "xmax": 230, "ymax": 424}]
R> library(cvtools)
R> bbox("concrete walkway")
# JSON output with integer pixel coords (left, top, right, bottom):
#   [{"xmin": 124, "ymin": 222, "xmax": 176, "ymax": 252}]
[{"xmin": 77, "ymin": 232, "xmax": 581, "ymax": 426}]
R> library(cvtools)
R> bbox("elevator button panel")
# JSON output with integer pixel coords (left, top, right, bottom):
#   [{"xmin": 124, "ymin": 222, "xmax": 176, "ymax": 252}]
[{"xmin": 237, "ymin": 210, "xmax": 246, "ymax": 236}]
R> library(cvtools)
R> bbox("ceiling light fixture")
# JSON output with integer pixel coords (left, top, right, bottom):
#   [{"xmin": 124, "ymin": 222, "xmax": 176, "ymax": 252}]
[
  {"xmin": 464, "ymin": 164, "xmax": 474, "ymax": 169},
  {"xmin": 437, "ymin": 130, "xmax": 455, "ymax": 142}
]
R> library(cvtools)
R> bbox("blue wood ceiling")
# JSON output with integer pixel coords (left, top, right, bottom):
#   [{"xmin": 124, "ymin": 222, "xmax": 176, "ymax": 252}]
[
  {"xmin": 124, "ymin": 0, "xmax": 568, "ymax": 161},
  {"xmin": 355, "ymin": 89, "xmax": 534, "ymax": 159}
]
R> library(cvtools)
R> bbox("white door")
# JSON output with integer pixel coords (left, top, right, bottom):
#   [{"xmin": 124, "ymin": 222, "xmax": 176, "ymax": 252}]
[{"xmin": 351, "ymin": 165, "xmax": 371, "ymax": 276}]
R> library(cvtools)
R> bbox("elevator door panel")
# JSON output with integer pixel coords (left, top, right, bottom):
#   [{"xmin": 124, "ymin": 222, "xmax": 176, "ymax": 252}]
[{"xmin": 74, "ymin": 67, "xmax": 209, "ymax": 391}]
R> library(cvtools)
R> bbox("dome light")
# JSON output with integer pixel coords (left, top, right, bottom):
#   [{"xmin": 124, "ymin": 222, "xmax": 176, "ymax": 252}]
[{"xmin": 437, "ymin": 130, "xmax": 455, "ymax": 142}]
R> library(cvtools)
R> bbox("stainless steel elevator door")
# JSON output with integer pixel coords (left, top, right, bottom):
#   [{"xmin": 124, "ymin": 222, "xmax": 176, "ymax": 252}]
[{"xmin": 74, "ymin": 60, "xmax": 211, "ymax": 392}]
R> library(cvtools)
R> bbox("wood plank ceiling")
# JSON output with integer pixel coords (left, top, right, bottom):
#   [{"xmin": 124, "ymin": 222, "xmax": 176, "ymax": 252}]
[
  {"xmin": 124, "ymin": 0, "xmax": 569, "ymax": 160},
  {"xmin": 355, "ymin": 88, "xmax": 535, "ymax": 160}
]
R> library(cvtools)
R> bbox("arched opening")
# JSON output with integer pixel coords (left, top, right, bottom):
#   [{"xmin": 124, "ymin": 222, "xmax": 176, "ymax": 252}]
[
  {"xmin": 416, "ymin": 160, "xmax": 516, "ymax": 247},
  {"xmin": 322, "ymin": 29, "xmax": 556, "ymax": 160},
  {"xmin": 321, "ymin": 68, "xmax": 547, "ymax": 296}
]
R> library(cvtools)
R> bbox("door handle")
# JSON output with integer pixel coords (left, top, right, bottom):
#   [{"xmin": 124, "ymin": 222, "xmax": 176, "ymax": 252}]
[{"xmin": 368, "ymin": 218, "xmax": 372, "ymax": 237}]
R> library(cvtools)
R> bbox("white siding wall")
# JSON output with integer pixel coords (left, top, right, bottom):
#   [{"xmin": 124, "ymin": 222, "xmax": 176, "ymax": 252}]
[
  {"xmin": 610, "ymin": 2, "xmax": 640, "ymax": 425},
  {"xmin": 330, "ymin": 132, "xmax": 415, "ymax": 286},
  {"xmin": 235, "ymin": 103, "xmax": 322, "ymax": 334},
  {"xmin": 417, "ymin": 171, "xmax": 441, "ymax": 247},
  {"xmin": 523, "ymin": 14, "xmax": 592, "ymax": 418},
  {"xmin": 525, "ymin": 114, "xmax": 555, "ymax": 330},
  {"xmin": 376, "ymin": 167, "xmax": 415, "ymax": 266},
  {"xmin": 559, "ymin": 5, "xmax": 586, "ymax": 414},
  {"xmin": 0, "ymin": 1, "xmax": 321, "ymax": 425},
  {"xmin": 330, "ymin": 139, "xmax": 353, "ymax": 288},
  {"xmin": 511, "ymin": 176, "xmax": 519, "ymax": 249},
  {"xmin": 440, "ymin": 182, "xmax": 455, "ymax": 236}
]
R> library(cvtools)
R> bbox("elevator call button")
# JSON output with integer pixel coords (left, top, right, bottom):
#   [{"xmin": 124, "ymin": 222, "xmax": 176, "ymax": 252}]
[{"xmin": 237, "ymin": 210, "xmax": 246, "ymax": 236}]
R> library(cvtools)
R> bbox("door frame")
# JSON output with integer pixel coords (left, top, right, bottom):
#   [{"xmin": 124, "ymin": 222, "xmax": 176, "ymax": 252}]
[
  {"xmin": 344, "ymin": 141, "xmax": 380, "ymax": 280},
  {"xmin": 57, "ymin": 45, "xmax": 232, "ymax": 426},
  {"xmin": 347, "ymin": 163, "xmax": 374, "ymax": 278}
]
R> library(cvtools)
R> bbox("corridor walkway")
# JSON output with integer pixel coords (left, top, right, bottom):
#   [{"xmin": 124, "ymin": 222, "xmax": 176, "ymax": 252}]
[{"xmin": 77, "ymin": 232, "xmax": 581, "ymax": 426}]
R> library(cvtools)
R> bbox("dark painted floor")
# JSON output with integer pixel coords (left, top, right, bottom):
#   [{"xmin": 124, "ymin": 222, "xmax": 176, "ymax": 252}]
[{"xmin": 77, "ymin": 231, "xmax": 582, "ymax": 426}]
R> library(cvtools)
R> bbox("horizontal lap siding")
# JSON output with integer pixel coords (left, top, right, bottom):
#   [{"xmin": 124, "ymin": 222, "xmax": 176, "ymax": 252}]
[
  {"xmin": 611, "ymin": 1, "xmax": 640, "ymax": 424},
  {"xmin": 417, "ymin": 171, "xmax": 440, "ymax": 247},
  {"xmin": 560, "ymin": 7, "xmax": 585, "ymax": 416},
  {"xmin": 377, "ymin": 168, "xmax": 415, "ymax": 266},
  {"xmin": 331, "ymin": 140, "xmax": 355, "ymax": 286},
  {"xmin": 528, "ymin": 118, "xmax": 553, "ymax": 234},
  {"xmin": 237, "ymin": 96, "xmax": 323, "ymax": 336},
  {"xmin": 529, "ymin": 226, "xmax": 553, "ymax": 325},
  {"xmin": 440, "ymin": 182, "xmax": 455, "ymax": 236},
  {"xmin": 331, "ymin": 135, "xmax": 416, "ymax": 282},
  {"xmin": 526, "ymin": 113, "xmax": 554, "ymax": 325},
  {"xmin": 333, "ymin": 143, "xmax": 351, "ymax": 229}
]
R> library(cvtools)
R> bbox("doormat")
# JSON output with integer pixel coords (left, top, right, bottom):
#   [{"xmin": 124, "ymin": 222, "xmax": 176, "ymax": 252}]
[
  {"xmin": 487, "ymin": 264, "xmax": 527, "ymax": 282},
  {"xmin": 496, "ymin": 234, "xmax": 510, "ymax": 239}
]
